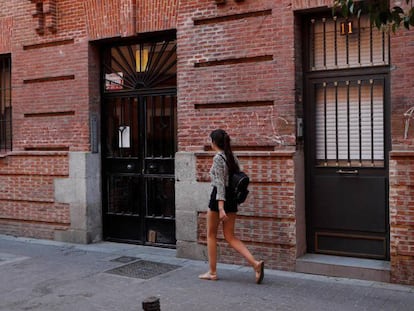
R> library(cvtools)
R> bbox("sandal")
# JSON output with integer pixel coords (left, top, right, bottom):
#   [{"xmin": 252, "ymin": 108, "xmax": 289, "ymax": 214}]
[
  {"xmin": 198, "ymin": 271, "xmax": 218, "ymax": 281},
  {"xmin": 255, "ymin": 261, "xmax": 264, "ymax": 284}
]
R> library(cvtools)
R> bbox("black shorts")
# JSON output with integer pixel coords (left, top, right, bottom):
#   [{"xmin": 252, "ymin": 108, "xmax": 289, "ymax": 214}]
[{"xmin": 208, "ymin": 186, "xmax": 238, "ymax": 213}]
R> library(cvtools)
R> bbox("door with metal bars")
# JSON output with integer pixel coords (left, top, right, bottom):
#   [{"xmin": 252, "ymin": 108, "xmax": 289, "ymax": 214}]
[
  {"xmin": 304, "ymin": 15, "xmax": 390, "ymax": 259},
  {"xmin": 101, "ymin": 36, "xmax": 177, "ymax": 246}
]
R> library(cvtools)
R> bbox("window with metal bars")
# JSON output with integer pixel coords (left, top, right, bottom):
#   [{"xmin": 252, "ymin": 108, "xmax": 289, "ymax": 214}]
[
  {"xmin": 315, "ymin": 78, "xmax": 385, "ymax": 167},
  {"xmin": 309, "ymin": 15, "xmax": 389, "ymax": 71},
  {"xmin": 103, "ymin": 40, "xmax": 177, "ymax": 92},
  {"xmin": 0, "ymin": 54, "xmax": 12, "ymax": 152}
]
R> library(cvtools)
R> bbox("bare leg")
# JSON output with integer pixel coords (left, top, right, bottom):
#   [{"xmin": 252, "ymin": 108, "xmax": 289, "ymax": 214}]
[
  {"xmin": 223, "ymin": 213, "xmax": 260, "ymax": 268},
  {"xmin": 206, "ymin": 210, "xmax": 220, "ymax": 275}
]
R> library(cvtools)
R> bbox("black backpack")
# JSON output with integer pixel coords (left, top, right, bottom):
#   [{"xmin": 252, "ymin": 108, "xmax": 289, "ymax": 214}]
[{"xmin": 219, "ymin": 155, "xmax": 250, "ymax": 204}]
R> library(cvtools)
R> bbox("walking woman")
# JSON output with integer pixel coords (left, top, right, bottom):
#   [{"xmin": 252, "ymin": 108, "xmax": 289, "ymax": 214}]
[{"xmin": 199, "ymin": 129, "xmax": 264, "ymax": 284}]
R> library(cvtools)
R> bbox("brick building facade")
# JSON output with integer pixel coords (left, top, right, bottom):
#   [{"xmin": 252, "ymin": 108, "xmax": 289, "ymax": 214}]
[{"xmin": 0, "ymin": 0, "xmax": 413, "ymax": 285}]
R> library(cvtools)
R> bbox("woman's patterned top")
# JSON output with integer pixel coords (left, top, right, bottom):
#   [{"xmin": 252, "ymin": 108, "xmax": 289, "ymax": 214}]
[{"xmin": 209, "ymin": 151, "xmax": 239, "ymax": 201}]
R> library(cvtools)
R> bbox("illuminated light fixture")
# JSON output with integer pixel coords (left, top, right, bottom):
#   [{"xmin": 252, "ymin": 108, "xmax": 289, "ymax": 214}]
[
  {"xmin": 340, "ymin": 21, "xmax": 353, "ymax": 35},
  {"xmin": 136, "ymin": 48, "xmax": 149, "ymax": 72}
]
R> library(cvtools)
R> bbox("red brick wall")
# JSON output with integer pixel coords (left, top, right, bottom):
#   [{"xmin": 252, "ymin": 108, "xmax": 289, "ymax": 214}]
[
  {"xmin": 292, "ymin": 0, "xmax": 332, "ymax": 10},
  {"xmin": 0, "ymin": 17, "xmax": 13, "ymax": 53},
  {"xmin": 137, "ymin": 0, "xmax": 179, "ymax": 33},
  {"xmin": 176, "ymin": 0, "xmax": 298, "ymax": 270},
  {"xmin": 179, "ymin": 0, "xmax": 414, "ymax": 285},
  {"xmin": 0, "ymin": 0, "xmax": 81, "ymax": 237},
  {"xmin": 1, "ymin": 0, "xmax": 90, "ymax": 240},
  {"xmin": 388, "ymin": 25, "xmax": 414, "ymax": 285},
  {"xmin": 391, "ymin": 29, "xmax": 414, "ymax": 148},
  {"xmin": 1, "ymin": 0, "xmax": 414, "ymax": 285},
  {"xmin": 177, "ymin": 0, "xmax": 296, "ymax": 151},
  {"xmin": 84, "ymin": 0, "xmax": 123, "ymax": 39},
  {"xmin": 196, "ymin": 153, "xmax": 297, "ymax": 270},
  {"xmin": 389, "ymin": 153, "xmax": 414, "ymax": 285},
  {"xmin": 0, "ymin": 153, "xmax": 70, "ymax": 238},
  {"xmin": 84, "ymin": 0, "xmax": 179, "ymax": 40},
  {"xmin": 0, "ymin": 0, "xmax": 180, "ymax": 241},
  {"xmin": 9, "ymin": 0, "xmax": 89, "ymax": 152}
]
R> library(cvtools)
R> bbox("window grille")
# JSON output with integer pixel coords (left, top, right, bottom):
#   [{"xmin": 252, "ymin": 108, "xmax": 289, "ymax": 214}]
[
  {"xmin": 0, "ymin": 54, "xmax": 12, "ymax": 152},
  {"xmin": 309, "ymin": 16, "xmax": 389, "ymax": 71},
  {"xmin": 315, "ymin": 78, "xmax": 385, "ymax": 167},
  {"xmin": 103, "ymin": 40, "xmax": 177, "ymax": 92}
]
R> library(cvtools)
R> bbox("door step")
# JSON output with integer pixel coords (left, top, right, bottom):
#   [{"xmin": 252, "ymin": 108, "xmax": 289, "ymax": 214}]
[{"xmin": 295, "ymin": 254, "xmax": 390, "ymax": 283}]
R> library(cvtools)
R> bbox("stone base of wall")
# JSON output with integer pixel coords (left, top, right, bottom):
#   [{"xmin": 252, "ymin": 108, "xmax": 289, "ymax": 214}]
[
  {"xmin": 54, "ymin": 152, "xmax": 102, "ymax": 244},
  {"xmin": 176, "ymin": 240, "xmax": 207, "ymax": 261},
  {"xmin": 0, "ymin": 151, "xmax": 102, "ymax": 245}
]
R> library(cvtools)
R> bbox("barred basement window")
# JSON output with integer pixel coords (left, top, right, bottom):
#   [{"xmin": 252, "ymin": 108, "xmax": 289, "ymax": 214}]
[{"xmin": 0, "ymin": 54, "xmax": 12, "ymax": 152}]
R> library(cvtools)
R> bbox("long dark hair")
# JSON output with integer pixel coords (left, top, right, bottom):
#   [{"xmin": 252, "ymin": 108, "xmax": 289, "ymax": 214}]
[{"xmin": 210, "ymin": 129, "xmax": 240, "ymax": 174}]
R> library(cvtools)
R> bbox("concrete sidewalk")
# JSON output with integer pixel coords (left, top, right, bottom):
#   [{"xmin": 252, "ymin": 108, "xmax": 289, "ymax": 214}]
[{"xmin": 0, "ymin": 234, "xmax": 413, "ymax": 311}]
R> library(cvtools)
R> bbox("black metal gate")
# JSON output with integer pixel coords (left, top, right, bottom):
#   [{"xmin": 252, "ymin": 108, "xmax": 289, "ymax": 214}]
[
  {"xmin": 101, "ymin": 36, "xmax": 177, "ymax": 246},
  {"xmin": 304, "ymin": 15, "xmax": 390, "ymax": 259}
]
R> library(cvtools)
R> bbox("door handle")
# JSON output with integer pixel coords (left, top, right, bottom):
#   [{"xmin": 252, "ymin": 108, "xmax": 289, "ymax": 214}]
[
  {"xmin": 148, "ymin": 164, "xmax": 158, "ymax": 173},
  {"xmin": 336, "ymin": 169, "xmax": 359, "ymax": 175}
]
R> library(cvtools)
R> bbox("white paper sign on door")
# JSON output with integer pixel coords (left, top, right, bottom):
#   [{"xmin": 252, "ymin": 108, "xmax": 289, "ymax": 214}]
[{"xmin": 118, "ymin": 126, "xmax": 130, "ymax": 148}]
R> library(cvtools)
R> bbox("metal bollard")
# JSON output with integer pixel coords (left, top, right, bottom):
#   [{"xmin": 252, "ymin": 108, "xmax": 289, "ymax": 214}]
[{"xmin": 142, "ymin": 296, "xmax": 160, "ymax": 311}]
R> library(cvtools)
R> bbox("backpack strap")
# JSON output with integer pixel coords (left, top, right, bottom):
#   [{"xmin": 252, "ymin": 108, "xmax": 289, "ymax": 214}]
[
  {"xmin": 218, "ymin": 153, "xmax": 228, "ymax": 165},
  {"xmin": 218, "ymin": 154, "xmax": 231, "ymax": 186}
]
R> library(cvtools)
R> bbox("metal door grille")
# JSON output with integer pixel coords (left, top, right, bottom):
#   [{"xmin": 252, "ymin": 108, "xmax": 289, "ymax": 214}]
[
  {"xmin": 103, "ymin": 40, "xmax": 177, "ymax": 92},
  {"xmin": 146, "ymin": 95, "xmax": 177, "ymax": 159},
  {"xmin": 105, "ymin": 97, "xmax": 140, "ymax": 158},
  {"xmin": 107, "ymin": 175, "xmax": 140, "ymax": 215},
  {"xmin": 315, "ymin": 78, "xmax": 385, "ymax": 167},
  {"xmin": 0, "ymin": 54, "xmax": 12, "ymax": 152}
]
